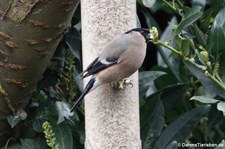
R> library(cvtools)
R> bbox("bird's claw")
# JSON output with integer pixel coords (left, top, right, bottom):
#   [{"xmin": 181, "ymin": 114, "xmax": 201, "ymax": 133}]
[
  {"xmin": 111, "ymin": 78, "xmax": 133, "ymax": 90},
  {"xmin": 119, "ymin": 79, "xmax": 133, "ymax": 89}
]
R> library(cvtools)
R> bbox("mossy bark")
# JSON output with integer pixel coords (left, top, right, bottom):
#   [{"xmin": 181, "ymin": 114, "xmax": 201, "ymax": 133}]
[{"xmin": 0, "ymin": 0, "xmax": 78, "ymax": 145}]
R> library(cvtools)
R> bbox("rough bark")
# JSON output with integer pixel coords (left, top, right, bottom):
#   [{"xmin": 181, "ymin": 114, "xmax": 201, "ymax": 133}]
[
  {"xmin": 0, "ymin": 0, "xmax": 78, "ymax": 145},
  {"xmin": 81, "ymin": 0, "xmax": 141, "ymax": 148}
]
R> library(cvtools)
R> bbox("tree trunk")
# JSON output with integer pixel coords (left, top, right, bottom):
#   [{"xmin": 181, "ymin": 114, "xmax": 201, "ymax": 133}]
[
  {"xmin": 81, "ymin": 0, "xmax": 141, "ymax": 148},
  {"xmin": 0, "ymin": 0, "xmax": 78, "ymax": 145}
]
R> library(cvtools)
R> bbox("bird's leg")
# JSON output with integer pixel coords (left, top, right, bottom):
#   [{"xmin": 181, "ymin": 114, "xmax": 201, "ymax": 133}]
[{"xmin": 111, "ymin": 78, "xmax": 133, "ymax": 90}]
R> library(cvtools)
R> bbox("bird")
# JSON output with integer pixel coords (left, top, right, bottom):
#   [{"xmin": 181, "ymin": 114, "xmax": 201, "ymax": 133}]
[{"xmin": 70, "ymin": 28, "xmax": 152, "ymax": 111}]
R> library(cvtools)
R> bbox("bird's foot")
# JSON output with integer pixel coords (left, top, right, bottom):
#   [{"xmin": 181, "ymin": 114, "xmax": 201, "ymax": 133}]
[
  {"xmin": 119, "ymin": 79, "xmax": 133, "ymax": 89},
  {"xmin": 111, "ymin": 78, "xmax": 133, "ymax": 90}
]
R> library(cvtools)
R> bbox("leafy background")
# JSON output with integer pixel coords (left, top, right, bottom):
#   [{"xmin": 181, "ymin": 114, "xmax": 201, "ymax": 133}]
[{"xmin": 3, "ymin": 0, "xmax": 225, "ymax": 148}]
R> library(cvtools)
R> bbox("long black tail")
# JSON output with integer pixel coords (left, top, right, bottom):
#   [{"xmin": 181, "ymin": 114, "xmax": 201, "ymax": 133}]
[{"xmin": 70, "ymin": 78, "xmax": 95, "ymax": 112}]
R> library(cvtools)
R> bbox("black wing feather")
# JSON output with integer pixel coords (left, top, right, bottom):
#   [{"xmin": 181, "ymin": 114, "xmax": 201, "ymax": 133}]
[
  {"xmin": 80, "ymin": 57, "xmax": 99, "ymax": 76},
  {"xmin": 70, "ymin": 78, "xmax": 95, "ymax": 111},
  {"xmin": 82, "ymin": 56, "xmax": 119, "ymax": 78}
]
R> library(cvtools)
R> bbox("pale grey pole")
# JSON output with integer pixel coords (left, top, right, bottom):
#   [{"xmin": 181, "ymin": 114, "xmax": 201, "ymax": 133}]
[{"xmin": 81, "ymin": 0, "xmax": 141, "ymax": 148}]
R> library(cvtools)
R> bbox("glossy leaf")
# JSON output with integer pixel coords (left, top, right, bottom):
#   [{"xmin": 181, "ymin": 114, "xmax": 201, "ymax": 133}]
[
  {"xmin": 207, "ymin": 7, "xmax": 225, "ymax": 59},
  {"xmin": 38, "ymin": 68, "xmax": 60, "ymax": 89},
  {"xmin": 154, "ymin": 106, "xmax": 210, "ymax": 149},
  {"xmin": 217, "ymin": 102, "xmax": 225, "ymax": 116},
  {"xmin": 190, "ymin": 96, "xmax": 219, "ymax": 104},
  {"xmin": 141, "ymin": 93, "xmax": 165, "ymax": 149},
  {"xmin": 157, "ymin": 17, "xmax": 182, "ymax": 81},
  {"xmin": 158, "ymin": 17, "xmax": 177, "ymax": 66},
  {"xmin": 70, "ymin": 120, "xmax": 85, "ymax": 144},
  {"xmin": 192, "ymin": 24, "xmax": 207, "ymax": 47},
  {"xmin": 154, "ymin": 69, "xmax": 179, "ymax": 89},
  {"xmin": 55, "ymin": 101, "xmax": 74, "ymax": 124},
  {"xmin": 192, "ymin": 0, "xmax": 206, "ymax": 9},
  {"xmin": 139, "ymin": 71, "xmax": 166, "ymax": 99},
  {"xmin": 215, "ymin": 140, "xmax": 225, "ymax": 149},
  {"xmin": 175, "ymin": 35, "xmax": 190, "ymax": 56},
  {"xmin": 165, "ymin": 141, "xmax": 178, "ymax": 149},
  {"xmin": 65, "ymin": 27, "xmax": 81, "ymax": 60},
  {"xmin": 53, "ymin": 122, "xmax": 73, "ymax": 149},
  {"xmin": 200, "ymin": 5, "xmax": 222, "ymax": 33},
  {"xmin": 160, "ymin": 84, "xmax": 187, "ymax": 113},
  {"xmin": 219, "ymin": 53, "xmax": 225, "ymax": 75},
  {"xmin": 184, "ymin": 60, "xmax": 225, "ymax": 97},
  {"xmin": 207, "ymin": 0, "xmax": 225, "ymax": 6},
  {"xmin": 32, "ymin": 119, "xmax": 43, "ymax": 132},
  {"xmin": 140, "ymin": 6, "xmax": 160, "ymax": 29},
  {"xmin": 195, "ymin": 49, "xmax": 206, "ymax": 65},
  {"xmin": 73, "ymin": 67, "xmax": 84, "ymax": 92},
  {"xmin": 20, "ymin": 138, "xmax": 47, "ymax": 149},
  {"xmin": 142, "ymin": 0, "xmax": 156, "ymax": 8},
  {"xmin": 1, "ymin": 143, "xmax": 21, "ymax": 149},
  {"xmin": 7, "ymin": 116, "xmax": 20, "ymax": 128},
  {"xmin": 171, "ymin": 6, "xmax": 203, "ymax": 39}
]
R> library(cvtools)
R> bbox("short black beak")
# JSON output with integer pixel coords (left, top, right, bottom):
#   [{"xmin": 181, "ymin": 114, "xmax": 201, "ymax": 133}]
[{"xmin": 146, "ymin": 33, "xmax": 153, "ymax": 42}]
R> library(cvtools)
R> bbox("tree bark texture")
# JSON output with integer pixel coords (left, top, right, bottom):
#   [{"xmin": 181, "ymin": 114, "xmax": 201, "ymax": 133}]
[
  {"xmin": 81, "ymin": 0, "xmax": 141, "ymax": 148},
  {"xmin": 0, "ymin": 0, "xmax": 78, "ymax": 145}
]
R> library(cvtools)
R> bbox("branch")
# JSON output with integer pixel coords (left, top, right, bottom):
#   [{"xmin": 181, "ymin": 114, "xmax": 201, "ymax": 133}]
[{"xmin": 149, "ymin": 27, "xmax": 225, "ymax": 92}]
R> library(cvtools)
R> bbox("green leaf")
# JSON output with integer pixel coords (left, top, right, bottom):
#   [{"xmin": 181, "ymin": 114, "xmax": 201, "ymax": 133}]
[
  {"xmin": 219, "ymin": 53, "xmax": 225, "ymax": 75},
  {"xmin": 140, "ymin": 7, "xmax": 160, "ymax": 29},
  {"xmin": 215, "ymin": 140, "xmax": 225, "ymax": 149},
  {"xmin": 7, "ymin": 115, "xmax": 20, "ymax": 128},
  {"xmin": 32, "ymin": 119, "xmax": 43, "ymax": 132},
  {"xmin": 154, "ymin": 106, "xmax": 210, "ymax": 149},
  {"xmin": 55, "ymin": 101, "xmax": 74, "ymax": 124},
  {"xmin": 160, "ymin": 84, "xmax": 187, "ymax": 113},
  {"xmin": 142, "ymin": 0, "xmax": 156, "ymax": 8},
  {"xmin": 1, "ymin": 143, "xmax": 22, "ymax": 149},
  {"xmin": 184, "ymin": 60, "xmax": 225, "ymax": 97},
  {"xmin": 52, "ymin": 122, "xmax": 73, "ymax": 149},
  {"xmin": 192, "ymin": 24, "xmax": 207, "ymax": 47},
  {"xmin": 158, "ymin": 17, "xmax": 177, "ymax": 63},
  {"xmin": 207, "ymin": 7, "xmax": 225, "ymax": 58},
  {"xmin": 73, "ymin": 67, "xmax": 84, "ymax": 92},
  {"xmin": 195, "ymin": 49, "xmax": 206, "ymax": 65},
  {"xmin": 137, "ymin": 0, "xmax": 143, "ymax": 5},
  {"xmin": 148, "ymin": 83, "xmax": 187, "ymax": 113},
  {"xmin": 141, "ymin": 93, "xmax": 165, "ymax": 149},
  {"xmin": 207, "ymin": 0, "xmax": 225, "ymax": 6},
  {"xmin": 171, "ymin": 6, "xmax": 203, "ymax": 39},
  {"xmin": 154, "ymin": 69, "xmax": 179, "ymax": 88},
  {"xmin": 200, "ymin": 5, "xmax": 222, "ymax": 33},
  {"xmin": 65, "ymin": 27, "xmax": 81, "ymax": 60},
  {"xmin": 190, "ymin": 96, "xmax": 219, "ymax": 104},
  {"xmin": 165, "ymin": 141, "xmax": 178, "ymax": 149},
  {"xmin": 70, "ymin": 120, "xmax": 85, "ymax": 144},
  {"xmin": 175, "ymin": 35, "xmax": 190, "ymax": 56},
  {"xmin": 139, "ymin": 71, "xmax": 166, "ymax": 99},
  {"xmin": 192, "ymin": 0, "xmax": 206, "ymax": 9},
  {"xmin": 158, "ymin": 17, "xmax": 182, "ymax": 81},
  {"xmin": 38, "ymin": 68, "xmax": 60, "ymax": 89},
  {"xmin": 20, "ymin": 138, "xmax": 47, "ymax": 149},
  {"xmin": 217, "ymin": 102, "xmax": 225, "ymax": 116}
]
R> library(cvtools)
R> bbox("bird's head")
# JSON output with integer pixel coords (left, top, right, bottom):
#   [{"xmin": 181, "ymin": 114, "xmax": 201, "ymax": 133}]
[{"xmin": 125, "ymin": 28, "xmax": 153, "ymax": 43}]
